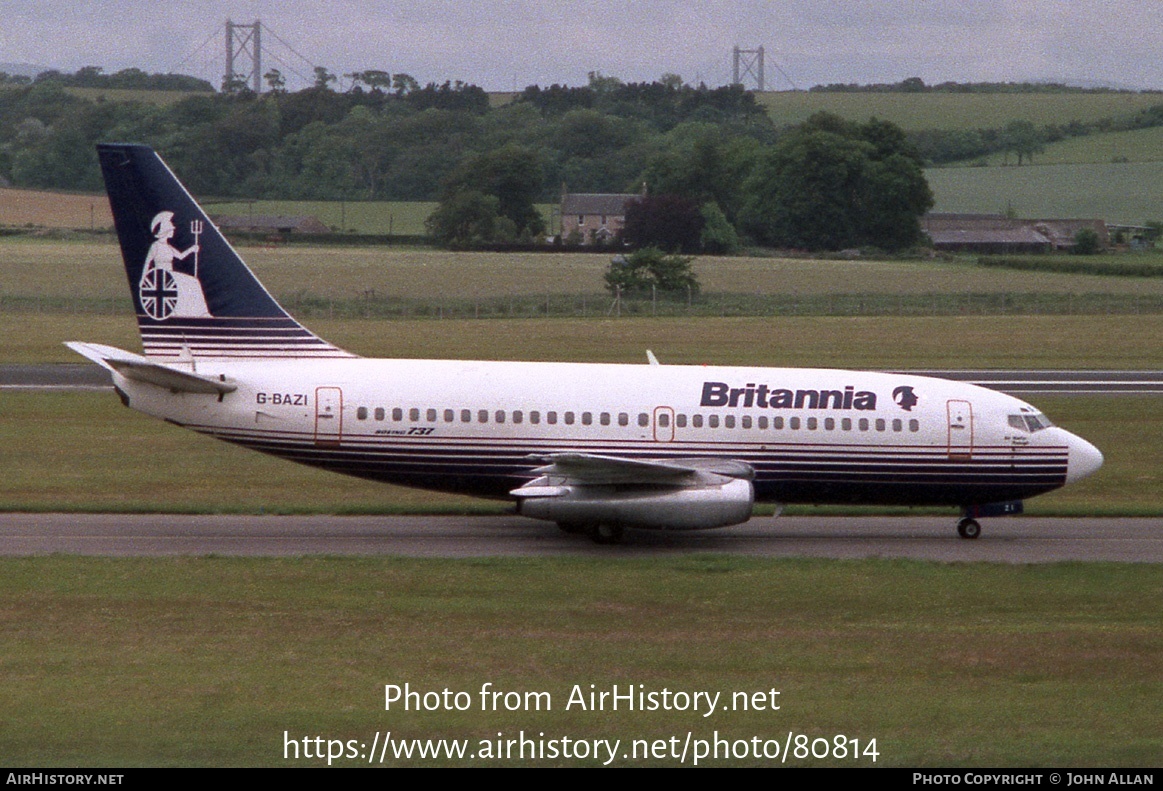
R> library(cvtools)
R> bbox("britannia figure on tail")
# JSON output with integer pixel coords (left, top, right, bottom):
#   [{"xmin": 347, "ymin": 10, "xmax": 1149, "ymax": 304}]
[{"xmin": 138, "ymin": 210, "xmax": 210, "ymax": 319}]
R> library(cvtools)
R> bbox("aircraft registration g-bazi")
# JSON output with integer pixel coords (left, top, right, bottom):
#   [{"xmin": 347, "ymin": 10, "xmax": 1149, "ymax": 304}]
[{"xmin": 70, "ymin": 144, "xmax": 1104, "ymax": 543}]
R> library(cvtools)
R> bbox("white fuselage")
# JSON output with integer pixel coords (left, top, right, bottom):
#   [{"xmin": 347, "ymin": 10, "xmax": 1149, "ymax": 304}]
[{"xmin": 114, "ymin": 357, "xmax": 1100, "ymax": 508}]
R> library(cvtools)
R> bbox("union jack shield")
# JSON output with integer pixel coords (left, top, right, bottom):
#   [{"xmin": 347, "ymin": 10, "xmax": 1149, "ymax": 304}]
[{"xmin": 139, "ymin": 267, "xmax": 179, "ymax": 320}]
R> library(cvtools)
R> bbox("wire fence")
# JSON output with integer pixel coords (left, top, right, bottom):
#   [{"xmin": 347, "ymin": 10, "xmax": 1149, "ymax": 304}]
[{"xmin": 4, "ymin": 291, "xmax": 1163, "ymax": 318}]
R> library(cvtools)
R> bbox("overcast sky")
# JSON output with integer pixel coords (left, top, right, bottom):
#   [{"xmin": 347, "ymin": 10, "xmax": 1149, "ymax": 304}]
[{"xmin": 2, "ymin": 1, "xmax": 1160, "ymax": 92}]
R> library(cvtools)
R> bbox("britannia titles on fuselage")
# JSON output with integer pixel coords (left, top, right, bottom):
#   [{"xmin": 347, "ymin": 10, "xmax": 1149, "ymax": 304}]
[{"xmin": 700, "ymin": 381, "xmax": 879, "ymax": 410}]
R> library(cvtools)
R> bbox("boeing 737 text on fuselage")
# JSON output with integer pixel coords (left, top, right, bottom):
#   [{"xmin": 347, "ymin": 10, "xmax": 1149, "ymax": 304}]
[{"xmin": 69, "ymin": 144, "xmax": 1104, "ymax": 543}]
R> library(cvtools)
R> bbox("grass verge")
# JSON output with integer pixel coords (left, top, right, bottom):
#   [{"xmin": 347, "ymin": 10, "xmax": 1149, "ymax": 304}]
[{"xmin": 1, "ymin": 556, "xmax": 1159, "ymax": 766}]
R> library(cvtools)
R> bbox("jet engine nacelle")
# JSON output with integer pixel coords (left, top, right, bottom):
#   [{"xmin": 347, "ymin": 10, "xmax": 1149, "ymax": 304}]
[{"xmin": 515, "ymin": 477, "xmax": 755, "ymax": 530}]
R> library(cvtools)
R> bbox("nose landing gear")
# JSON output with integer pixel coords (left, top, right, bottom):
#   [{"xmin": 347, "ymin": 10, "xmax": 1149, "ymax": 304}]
[{"xmin": 956, "ymin": 517, "xmax": 982, "ymax": 540}]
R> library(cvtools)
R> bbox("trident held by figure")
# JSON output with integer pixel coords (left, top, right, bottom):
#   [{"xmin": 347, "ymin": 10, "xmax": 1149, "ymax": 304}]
[{"xmin": 190, "ymin": 219, "xmax": 203, "ymax": 278}]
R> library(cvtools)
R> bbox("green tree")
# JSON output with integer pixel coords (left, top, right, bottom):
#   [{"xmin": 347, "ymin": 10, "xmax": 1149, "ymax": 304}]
[
  {"xmin": 442, "ymin": 144, "xmax": 546, "ymax": 236},
  {"xmin": 604, "ymin": 247, "xmax": 699, "ymax": 295},
  {"xmin": 740, "ymin": 113, "xmax": 932, "ymax": 251},
  {"xmin": 1072, "ymin": 227, "xmax": 1101, "ymax": 255},
  {"xmin": 425, "ymin": 189, "xmax": 502, "ymax": 247},
  {"xmin": 699, "ymin": 201, "xmax": 739, "ymax": 253}
]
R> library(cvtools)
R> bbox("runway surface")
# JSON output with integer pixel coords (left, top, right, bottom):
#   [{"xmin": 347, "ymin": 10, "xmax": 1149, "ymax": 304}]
[
  {"xmin": 1, "ymin": 514, "xmax": 1159, "ymax": 562},
  {"xmin": 4, "ymin": 364, "xmax": 1162, "ymax": 395}
]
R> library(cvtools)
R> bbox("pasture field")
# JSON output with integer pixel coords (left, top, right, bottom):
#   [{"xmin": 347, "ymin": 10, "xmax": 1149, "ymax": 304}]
[
  {"xmin": 976, "ymin": 125, "xmax": 1163, "ymax": 167},
  {"xmin": 756, "ymin": 90, "xmax": 1163, "ymax": 131},
  {"xmin": 64, "ymin": 86, "xmax": 214, "ymax": 106},
  {"xmin": 926, "ymin": 160, "xmax": 1163, "ymax": 223},
  {"xmin": 1, "ymin": 555, "xmax": 1158, "ymax": 766},
  {"xmin": 6, "ymin": 313, "xmax": 1163, "ymax": 368},
  {"xmin": 0, "ymin": 187, "xmax": 112, "ymax": 230},
  {"xmin": 6, "ymin": 239, "xmax": 1163, "ymax": 308},
  {"xmin": 202, "ymin": 199, "xmax": 438, "ymax": 236}
]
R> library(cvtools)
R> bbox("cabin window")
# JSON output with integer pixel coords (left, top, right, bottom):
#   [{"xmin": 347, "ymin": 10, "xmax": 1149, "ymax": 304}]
[
  {"xmin": 461, "ymin": 409, "xmax": 472, "ymax": 423},
  {"xmin": 807, "ymin": 417, "xmax": 818, "ymax": 430},
  {"xmin": 892, "ymin": 419, "xmax": 902, "ymax": 432},
  {"xmin": 708, "ymin": 415, "xmax": 720, "ymax": 429},
  {"xmin": 357, "ymin": 406, "xmax": 368, "ymax": 420},
  {"xmin": 582, "ymin": 412, "xmax": 592, "ymax": 425},
  {"xmin": 724, "ymin": 415, "xmax": 735, "ymax": 429},
  {"xmin": 909, "ymin": 419, "xmax": 920, "ymax": 432},
  {"xmin": 393, "ymin": 407, "xmax": 403, "ymax": 421},
  {"xmin": 676, "ymin": 414, "xmax": 687, "ymax": 428},
  {"xmin": 619, "ymin": 413, "xmax": 629, "ymax": 427},
  {"xmin": 841, "ymin": 417, "xmax": 851, "ymax": 431},
  {"xmin": 692, "ymin": 414, "xmax": 704, "ymax": 428},
  {"xmin": 758, "ymin": 416, "xmax": 768, "ymax": 429},
  {"xmin": 658, "ymin": 412, "xmax": 670, "ymax": 428},
  {"xmin": 825, "ymin": 417, "xmax": 835, "ymax": 430},
  {"xmin": 375, "ymin": 407, "xmax": 385, "ymax": 421},
  {"xmin": 547, "ymin": 411, "xmax": 558, "ymax": 425},
  {"xmin": 789, "ymin": 417, "xmax": 800, "ymax": 430},
  {"xmin": 478, "ymin": 410, "xmax": 489, "ymax": 423},
  {"xmin": 513, "ymin": 410, "xmax": 523, "ymax": 424},
  {"xmin": 638, "ymin": 413, "xmax": 649, "ymax": 427},
  {"xmin": 876, "ymin": 418, "xmax": 886, "ymax": 431},
  {"xmin": 409, "ymin": 408, "xmax": 420, "ymax": 422},
  {"xmin": 565, "ymin": 411, "xmax": 575, "ymax": 425},
  {"xmin": 444, "ymin": 409, "xmax": 454, "ymax": 423},
  {"xmin": 600, "ymin": 412, "xmax": 611, "ymax": 426},
  {"xmin": 530, "ymin": 411, "xmax": 541, "ymax": 424},
  {"xmin": 773, "ymin": 416, "xmax": 783, "ymax": 430},
  {"xmin": 859, "ymin": 418, "xmax": 869, "ymax": 431},
  {"xmin": 495, "ymin": 410, "xmax": 506, "ymax": 424},
  {"xmin": 742, "ymin": 416, "xmax": 752, "ymax": 429},
  {"xmin": 425, "ymin": 408, "xmax": 436, "ymax": 422}
]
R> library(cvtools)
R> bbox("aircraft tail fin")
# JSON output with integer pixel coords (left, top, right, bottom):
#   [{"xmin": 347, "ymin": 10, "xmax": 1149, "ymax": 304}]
[{"xmin": 97, "ymin": 143, "xmax": 355, "ymax": 361}]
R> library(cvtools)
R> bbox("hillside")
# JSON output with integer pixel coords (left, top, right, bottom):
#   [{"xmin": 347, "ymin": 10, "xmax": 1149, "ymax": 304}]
[
  {"xmin": 755, "ymin": 90, "xmax": 1163, "ymax": 131},
  {"xmin": 926, "ymin": 160, "xmax": 1163, "ymax": 223}
]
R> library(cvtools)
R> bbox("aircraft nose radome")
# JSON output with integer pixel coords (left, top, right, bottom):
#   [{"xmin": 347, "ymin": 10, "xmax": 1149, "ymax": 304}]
[{"xmin": 1065, "ymin": 433, "xmax": 1104, "ymax": 485}]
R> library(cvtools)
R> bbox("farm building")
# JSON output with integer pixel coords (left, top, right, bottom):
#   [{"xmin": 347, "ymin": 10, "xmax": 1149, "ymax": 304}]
[
  {"xmin": 211, "ymin": 215, "xmax": 330, "ymax": 235},
  {"xmin": 922, "ymin": 213, "xmax": 1109, "ymax": 254},
  {"xmin": 560, "ymin": 188, "xmax": 642, "ymax": 244}
]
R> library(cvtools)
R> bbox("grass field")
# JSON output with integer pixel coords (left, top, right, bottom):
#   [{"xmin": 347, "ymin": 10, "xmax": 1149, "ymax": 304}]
[
  {"xmin": 0, "ymin": 188, "xmax": 113, "ymax": 230},
  {"xmin": 756, "ymin": 91, "xmax": 1163, "ymax": 132},
  {"xmin": 202, "ymin": 199, "xmax": 438, "ymax": 236},
  {"xmin": 7, "ymin": 240, "xmax": 1163, "ymax": 308},
  {"xmin": 1, "ymin": 555, "xmax": 1158, "ymax": 766},
  {"xmin": 977, "ymin": 125, "xmax": 1163, "ymax": 167},
  {"xmin": 927, "ymin": 160, "xmax": 1163, "ymax": 224}
]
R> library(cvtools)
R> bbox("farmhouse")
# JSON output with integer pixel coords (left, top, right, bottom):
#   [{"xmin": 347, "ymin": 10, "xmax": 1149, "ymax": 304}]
[
  {"xmin": 560, "ymin": 187, "xmax": 642, "ymax": 244},
  {"xmin": 922, "ymin": 213, "xmax": 1109, "ymax": 254}
]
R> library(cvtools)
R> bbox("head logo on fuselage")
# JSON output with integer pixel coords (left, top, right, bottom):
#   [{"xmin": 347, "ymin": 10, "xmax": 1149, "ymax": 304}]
[{"xmin": 893, "ymin": 386, "xmax": 919, "ymax": 411}]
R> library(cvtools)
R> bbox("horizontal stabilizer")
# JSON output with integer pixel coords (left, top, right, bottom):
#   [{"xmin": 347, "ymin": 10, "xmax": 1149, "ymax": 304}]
[{"xmin": 65, "ymin": 342, "xmax": 237, "ymax": 395}]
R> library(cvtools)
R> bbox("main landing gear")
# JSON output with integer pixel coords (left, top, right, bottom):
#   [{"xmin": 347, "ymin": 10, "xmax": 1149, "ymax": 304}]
[
  {"xmin": 956, "ymin": 517, "xmax": 982, "ymax": 540},
  {"xmin": 556, "ymin": 522, "xmax": 625, "ymax": 545}
]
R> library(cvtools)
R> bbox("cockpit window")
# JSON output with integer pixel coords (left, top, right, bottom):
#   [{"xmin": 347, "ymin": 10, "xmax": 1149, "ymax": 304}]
[
  {"xmin": 1024, "ymin": 413, "xmax": 1052, "ymax": 432},
  {"xmin": 1009, "ymin": 412, "xmax": 1054, "ymax": 433}
]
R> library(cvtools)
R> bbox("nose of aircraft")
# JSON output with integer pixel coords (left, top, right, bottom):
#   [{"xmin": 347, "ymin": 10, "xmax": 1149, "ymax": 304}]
[{"xmin": 1065, "ymin": 432, "xmax": 1104, "ymax": 484}]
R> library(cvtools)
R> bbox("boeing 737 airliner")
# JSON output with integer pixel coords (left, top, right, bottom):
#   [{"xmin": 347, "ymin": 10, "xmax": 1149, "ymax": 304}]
[{"xmin": 70, "ymin": 144, "xmax": 1104, "ymax": 542}]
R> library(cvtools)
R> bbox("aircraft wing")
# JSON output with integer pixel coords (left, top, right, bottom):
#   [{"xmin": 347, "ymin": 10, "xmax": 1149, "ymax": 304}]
[
  {"xmin": 511, "ymin": 453, "xmax": 756, "ymax": 531},
  {"xmin": 526, "ymin": 452, "xmax": 754, "ymax": 486},
  {"xmin": 66, "ymin": 342, "xmax": 237, "ymax": 395}
]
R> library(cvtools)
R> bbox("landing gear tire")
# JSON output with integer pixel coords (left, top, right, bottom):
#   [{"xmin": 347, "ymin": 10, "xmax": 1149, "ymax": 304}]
[
  {"xmin": 957, "ymin": 518, "xmax": 982, "ymax": 540},
  {"xmin": 590, "ymin": 523, "xmax": 624, "ymax": 545},
  {"xmin": 556, "ymin": 522, "xmax": 588, "ymax": 535}
]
